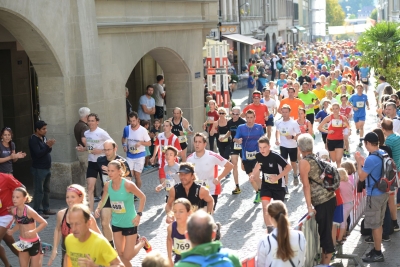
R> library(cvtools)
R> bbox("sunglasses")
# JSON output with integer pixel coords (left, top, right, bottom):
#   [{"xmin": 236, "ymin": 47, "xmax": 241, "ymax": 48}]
[
  {"xmin": 232, "ymin": 113, "xmax": 240, "ymax": 115},
  {"xmin": 219, "ymin": 113, "xmax": 226, "ymax": 115}
]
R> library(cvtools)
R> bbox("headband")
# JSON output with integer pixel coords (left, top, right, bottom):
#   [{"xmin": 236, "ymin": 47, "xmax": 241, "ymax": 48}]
[{"xmin": 67, "ymin": 187, "xmax": 83, "ymax": 197}]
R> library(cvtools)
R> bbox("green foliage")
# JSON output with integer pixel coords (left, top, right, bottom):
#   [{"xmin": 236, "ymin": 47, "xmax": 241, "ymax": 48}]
[
  {"xmin": 327, "ymin": 0, "xmax": 346, "ymax": 26},
  {"xmin": 370, "ymin": 8, "xmax": 377, "ymax": 20},
  {"xmin": 349, "ymin": 14, "xmax": 356, "ymax": 19},
  {"xmin": 357, "ymin": 22, "xmax": 400, "ymax": 87}
]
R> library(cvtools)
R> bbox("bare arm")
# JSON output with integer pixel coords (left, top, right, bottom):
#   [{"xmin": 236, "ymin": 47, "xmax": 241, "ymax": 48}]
[
  {"xmin": 166, "ymin": 224, "xmax": 174, "ymax": 267},
  {"xmin": 299, "ymin": 160, "xmax": 315, "ymax": 214},
  {"xmin": 89, "ymin": 214, "xmax": 101, "ymax": 234},
  {"xmin": 217, "ymin": 161, "xmax": 233, "ymax": 181},
  {"xmin": 48, "ymin": 210, "xmax": 65, "ymax": 265},
  {"xmin": 165, "ymin": 187, "xmax": 176, "ymax": 223},
  {"xmin": 95, "ymin": 182, "xmax": 110, "ymax": 216},
  {"xmin": 199, "ymin": 187, "xmax": 215, "ymax": 214},
  {"xmin": 28, "ymin": 207, "xmax": 48, "ymax": 234},
  {"xmin": 317, "ymin": 116, "xmax": 331, "ymax": 134},
  {"xmin": 108, "ymin": 257, "xmax": 125, "ymax": 267}
]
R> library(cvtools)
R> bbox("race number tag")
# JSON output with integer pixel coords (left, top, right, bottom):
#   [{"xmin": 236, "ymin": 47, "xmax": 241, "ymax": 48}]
[
  {"xmin": 87, "ymin": 145, "xmax": 94, "ymax": 154},
  {"xmin": 246, "ymin": 151, "xmax": 257, "ymax": 160},
  {"xmin": 356, "ymin": 101, "xmax": 364, "ymax": 108},
  {"xmin": 207, "ymin": 116, "xmax": 214, "ymax": 123},
  {"xmin": 173, "ymin": 238, "xmax": 191, "ymax": 255},
  {"xmin": 221, "ymin": 138, "xmax": 229, "ymax": 143},
  {"xmin": 331, "ymin": 119, "xmax": 343, "ymax": 127},
  {"xmin": 12, "ymin": 240, "xmax": 33, "ymax": 252},
  {"xmin": 178, "ymin": 136, "xmax": 187, "ymax": 143},
  {"xmin": 264, "ymin": 173, "xmax": 278, "ymax": 184},
  {"xmin": 102, "ymin": 174, "xmax": 111, "ymax": 183},
  {"xmin": 234, "ymin": 143, "xmax": 242, "ymax": 150},
  {"xmin": 362, "ymin": 78, "xmax": 368, "ymax": 82},
  {"xmin": 110, "ymin": 201, "xmax": 126, "ymax": 213},
  {"xmin": 280, "ymin": 127, "xmax": 289, "ymax": 136},
  {"xmin": 165, "ymin": 175, "xmax": 175, "ymax": 191},
  {"xmin": 197, "ymin": 179, "xmax": 209, "ymax": 189}
]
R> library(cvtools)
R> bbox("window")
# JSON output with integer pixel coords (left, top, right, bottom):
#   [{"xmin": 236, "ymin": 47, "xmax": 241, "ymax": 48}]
[{"xmin": 294, "ymin": 3, "xmax": 299, "ymax": 20}]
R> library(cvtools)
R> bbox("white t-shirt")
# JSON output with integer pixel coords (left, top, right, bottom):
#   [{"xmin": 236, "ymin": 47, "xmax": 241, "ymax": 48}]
[
  {"xmin": 153, "ymin": 83, "xmax": 165, "ymax": 107},
  {"xmin": 256, "ymin": 228, "xmax": 306, "ymax": 267},
  {"xmin": 262, "ymin": 98, "xmax": 277, "ymax": 115},
  {"xmin": 376, "ymin": 82, "xmax": 389, "ymax": 101},
  {"xmin": 321, "ymin": 97, "xmax": 338, "ymax": 105},
  {"xmin": 392, "ymin": 118, "xmax": 400, "ymax": 134},
  {"xmin": 280, "ymin": 88, "xmax": 289, "ymax": 99},
  {"xmin": 187, "ymin": 150, "xmax": 228, "ymax": 195},
  {"xmin": 269, "ymin": 88, "xmax": 278, "ymax": 99},
  {"xmin": 275, "ymin": 119, "xmax": 301, "ymax": 148},
  {"xmin": 84, "ymin": 127, "xmax": 113, "ymax": 162},
  {"xmin": 123, "ymin": 125, "xmax": 151, "ymax": 159}
]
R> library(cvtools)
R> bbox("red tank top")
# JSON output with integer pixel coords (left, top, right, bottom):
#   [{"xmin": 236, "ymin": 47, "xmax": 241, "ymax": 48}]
[
  {"xmin": 297, "ymin": 119, "xmax": 310, "ymax": 134},
  {"xmin": 340, "ymin": 106, "xmax": 352, "ymax": 119},
  {"xmin": 327, "ymin": 114, "xmax": 346, "ymax": 140}
]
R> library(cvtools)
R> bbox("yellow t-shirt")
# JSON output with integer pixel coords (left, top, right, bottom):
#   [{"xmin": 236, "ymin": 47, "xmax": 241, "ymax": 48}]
[
  {"xmin": 312, "ymin": 89, "xmax": 326, "ymax": 109},
  {"xmin": 65, "ymin": 231, "xmax": 118, "ymax": 267},
  {"xmin": 335, "ymin": 85, "xmax": 354, "ymax": 95}
]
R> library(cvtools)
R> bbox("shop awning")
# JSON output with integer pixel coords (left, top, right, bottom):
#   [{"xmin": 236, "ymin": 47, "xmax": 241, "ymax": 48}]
[
  {"xmin": 288, "ymin": 28, "xmax": 298, "ymax": 33},
  {"xmin": 294, "ymin": 26, "xmax": 306, "ymax": 31},
  {"xmin": 223, "ymin": 34, "xmax": 264, "ymax": 46}
]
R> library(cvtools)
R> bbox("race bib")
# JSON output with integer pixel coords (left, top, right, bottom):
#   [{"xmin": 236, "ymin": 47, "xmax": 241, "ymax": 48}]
[
  {"xmin": 246, "ymin": 151, "xmax": 257, "ymax": 160},
  {"xmin": 178, "ymin": 135, "xmax": 187, "ymax": 143},
  {"xmin": 207, "ymin": 116, "xmax": 214, "ymax": 122},
  {"xmin": 264, "ymin": 173, "xmax": 278, "ymax": 184},
  {"xmin": 362, "ymin": 78, "xmax": 368, "ymax": 82},
  {"xmin": 13, "ymin": 240, "xmax": 33, "ymax": 252},
  {"xmin": 161, "ymin": 145, "xmax": 167, "ymax": 153},
  {"xmin": 356, "ymin": 101, "xmax": 364, "ymax": 108},
  {"xmin": 173, "ymin": 238, "xmax": 191, "ymax": 255},
  {"xmin": 110, "ymin": 201, "xmax": 126, "ymax": 213},
  {"xmin": 102, "ymin": 174, "xmax": 110, "ymax": 183},
  {"xmin": 129, "ymin": 146, "xmax": 140, "ymax": 154},
  {"xmin": 165, "ymin": 175, "xmax": 175, "ymax": 191},
  {"xmin": 280, "ymin": 127, "xmax": 290, "ymax": 136},
  {"xmin": 87, "ymin": 145, "xmax": 94, "ymax": 153},
  {"xmin": 221, "ymin": 138, "xmax": 229, "ymax": 143},
  {"xmin": 198, "ymin": 179, "xmax": 209, "ymax": 189},
  {"xmin": 332, "ymin": 119, "xmax": 343, "ymax": 127},
  {"xmin": 234, "ymin": 143, "xmax": 242, "ymax": 150}
]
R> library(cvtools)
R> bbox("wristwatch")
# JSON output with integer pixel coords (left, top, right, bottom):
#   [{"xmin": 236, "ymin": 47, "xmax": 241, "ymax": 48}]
[{"xmin": 137, "ymin": 212, "xmax": 143, "ymax": 216}]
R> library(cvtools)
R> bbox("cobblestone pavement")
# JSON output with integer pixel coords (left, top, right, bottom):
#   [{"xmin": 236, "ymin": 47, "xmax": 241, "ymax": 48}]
[{"xmin": 4, "ymin": 78, "xmax": 400, "ymax": 267}]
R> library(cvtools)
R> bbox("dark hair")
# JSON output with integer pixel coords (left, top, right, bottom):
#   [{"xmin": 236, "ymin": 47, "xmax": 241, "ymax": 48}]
[
  {"xmin": 146, "ymin": 85, "xmax": 154, "ymax": 91},
  {"xmin": 380, "ymin": 119, "xmax": 393, "ymax": 132},
  {"xmin": 14, "ymin": 187, "xmax": 33, "ymax": 203},
  {"xmin": 34, "ymin": 120, "xmax": 47, "ymax": 131},
  {"xmin": 128, "ymin": 111, "xmax": 139, "ymax": 119},
  {"xmin": 267, "ymin": 201, "xmax": 294, "ymax": 261},
  {"xmin": 140, "ymin": 120, "xmax": 150, "ymax": 128},
  {"xmin": 287, "ymin": 87, "xmax": 295, "ymax": 93},
  {"xmin": 372, "ymin": 128, "xmax": 385, "ymax": 146},
  {"xmin": 258, "ymin": 135, "xmax": 270, "ymax": 145},
  {"xmin": 165, "ymin": 145, "xmax": 178, "ymax": 156},
  {"xmin": 187, "ymin": 210, "xmax": 215, "ymax": 245},
  {"xmin": 1, "ymin": 127, "xmax": 13, "ymax": 148},
  {"xmin": 383, "ymin": 85, "xmax": 394, "ymax": 95},
  {"xmin": 88, "ymin": 113, "xmax": 100, "ymax": 122},
  {"xmin": 390, "ymin": 94, "xmax": 399, "ymax": 100},
  {"xmin": 174, "ymin": 198, "xmax": 192, "ymax": 213},
  {"xmin": 154, "ymin": 119, "xmax": 161, "ymax": 124},
  {"xmin": 194, "ymin": 132, "xmax": 207, "ymax": 143},
  {"xmin": 157, "ymin": 75, "xmax": 164, "ymax": 82}
]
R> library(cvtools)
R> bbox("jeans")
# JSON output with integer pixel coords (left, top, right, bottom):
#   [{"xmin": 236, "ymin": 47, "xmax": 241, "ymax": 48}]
[
  {"xmin": 31, "ymin": 167, "xmax": 51, "ymax": 212},
  {"xmin": 247, "ymin": 87, "xmax": 254, "ymax": 104}
]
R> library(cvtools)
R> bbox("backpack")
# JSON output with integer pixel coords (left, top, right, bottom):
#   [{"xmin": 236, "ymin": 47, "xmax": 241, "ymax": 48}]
[
  {"xmin": 368, "ymin": 151, "xmax": 398, "ymax": 193},
  {"xmin": 306, "ymin": 155, "xmax": 340, "ymax": 192},
  {"xmin": 180, "ymin": 250, "xmax": 234, "ymax": 267}
]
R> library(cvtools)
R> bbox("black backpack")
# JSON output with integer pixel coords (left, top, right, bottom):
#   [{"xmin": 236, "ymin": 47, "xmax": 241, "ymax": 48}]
[
  {"xmin": 306, "ymin": 155, "xmax": 340, "ymax": 192},
  {"xmin": 369, "ymin": 151, "xmax": 398, "ymax": 193}
]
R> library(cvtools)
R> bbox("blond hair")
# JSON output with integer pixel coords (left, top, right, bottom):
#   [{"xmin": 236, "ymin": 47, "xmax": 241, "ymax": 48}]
[{"xmin": 337, "ymin": 168, "xmax": 348, "ymax": 182}]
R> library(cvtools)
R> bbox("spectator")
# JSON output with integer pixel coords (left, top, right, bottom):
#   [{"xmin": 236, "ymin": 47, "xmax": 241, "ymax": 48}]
[
  {"xmin": 138, "ymin": 85, "xmax": 156, "ymax": 121},
  {"xmin": 247, "ymin": 71, "xmax": 256, "ymax": 104},
  {"xmin": 142, "ymin": 251, "xmax": 169, "ymax": 267},
  {"xmin": 175, "ymin": 210, "xmax": 241, "ymax": 267},
  {"xmin": 355, "ymin": 132, "xmax": 389, "ymax": 262},
  {"xmin": 256, "ymin": 200, "xmax": 306, "ymax": 267},
  {"xmin": 298, "ymin": 133, "xmax": 336, "ymax": 265},
  {"xmin": 29, "ymin": 120, "xmax": 56, "ymax": 219},
  {"xmin": 153, "ymin": 75, "xmax": 166, "ymax": 122},
  {"xmin": 74, "ymin": 107, "xmax": 90, "ymax": 184}
]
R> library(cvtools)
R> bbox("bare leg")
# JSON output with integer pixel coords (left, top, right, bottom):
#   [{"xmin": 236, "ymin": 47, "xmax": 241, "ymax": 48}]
[
  {"xmin": 87, "ymin": 177, "xmax": 97, "ymax": 212},
  {"xmin": 133, "ymin": 171, "xmax": 142, "ymax": 189},
  {"xmin": 372, "ymin": 226, "xmax": 383, "ymax": 251},
  {"xmin": 0, "ymin": 227, "xmax": 12, "ymax": 267},
  {"xmin": 261, "ymin": 199, "xmax": 272, "ymax": 226},
  {"xmin": 180, "ymin": 148, "xmax": 187, "ymax": 162},
  {"xmin": 334, "ymin": 148, "xmax": 343, "ymax": 168},
  {"xmin": 231, "ymin": 155, "xmax": 239, "ymax": 185},
  {"xmin": 101, "ymin": 208, "xmax": 114, "ymax": 242},
  {"xmin": 388, "ymin": 194, "xmax": 397, "ymax": 221}
]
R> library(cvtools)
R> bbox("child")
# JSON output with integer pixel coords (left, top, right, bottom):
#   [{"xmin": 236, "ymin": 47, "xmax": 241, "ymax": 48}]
[
  {"xmin": 149, "ymin": 119, "xmax": 162, "ymax": 164},
  {"xmin": 337, "ymin": 168, "xmax": 354, "ymax": 244},
  {"xmin": 7, "ymin": 187, "xmax": 48, "ymax": 267},
  {"xmin": 155, "ymin": 146, "xmax": 180, "ymax": 203},
  {"xmin": 140, "ymin": 120, "xmax": 152, "ymax": 170},
  {"xmin": 166, "ymin": 198, "xmax": 192, "ymax": 266}
]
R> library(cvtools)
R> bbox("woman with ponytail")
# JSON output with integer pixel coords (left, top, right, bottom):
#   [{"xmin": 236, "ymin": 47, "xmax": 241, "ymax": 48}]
[{"xmin": 256, "ymin": 200, "xmax": 306, "ymax": 267}]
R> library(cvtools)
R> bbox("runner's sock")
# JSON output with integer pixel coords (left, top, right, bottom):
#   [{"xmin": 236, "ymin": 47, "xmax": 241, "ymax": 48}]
[
  {"xmin": 374, "ymin": 249, "xmax": 382, "ymax": 255},
  {"xmin": 236, "ymin": 184, "xmax": 239, "ymax": 188}
]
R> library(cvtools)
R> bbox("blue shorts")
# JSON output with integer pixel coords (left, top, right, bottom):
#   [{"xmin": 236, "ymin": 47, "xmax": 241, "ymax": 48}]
[
  {"xmin": 266, "ymin": 115, "xmax": 274, "ymax": 126},
  {"xmin": 333, "ymin": 204, "xmax": 344, "ymax": 224},
  {"xmin": 353, "ymin": 115, "xmax": 365, "ymax": 123}
]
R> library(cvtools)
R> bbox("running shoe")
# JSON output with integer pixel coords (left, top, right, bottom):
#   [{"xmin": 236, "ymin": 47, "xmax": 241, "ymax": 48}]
[
  {"xmin": 382, "ymin": 235, "xmax": 391, "ymax": 242},
  {"xmin": 365, "ymin": 235, "xmax": 390, "ymax": 243},
  {"xmin": 346, "ymin": 150, "xmax": 351, "ymax": 158},
  {"xmin": 358, "ymin": 142, "xmax": 363, "ymax": 147},
  {"xmin": 293, "ymin": 175, "xmax": 299, "ymax": 186},
  {"xmin": 232, "ymin": 187, "xmax": 241, "ymax": 194},
  {"xmin": 215, "ymin": 222, "xmax": 222, "ymax": 240},
  {"xmin": 285, "ymin": 185, "xmax": 289, "ymax": 195},
  {"xmin": 225, "ymin": 172, "xmax": 231, "ymax": 179},
  {"xmin": 393, "ymin": 223, "xmax": 400, "ymax": 232},
  {"xmin": 343, "ymin": 150, "xmax": 347, "ymax": 158},
  {"xmin": 362, "ymin": 249, "xmax": 384, "ymax": 262},
  {"xmin": 253, "ymin": 191, "xmax": 261, "ymax": 203}
]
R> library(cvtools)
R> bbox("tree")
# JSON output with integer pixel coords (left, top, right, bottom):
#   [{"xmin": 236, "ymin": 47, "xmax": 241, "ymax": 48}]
[
  {"xmin": 370, "ymin": 8, "xmax": 377, "ymax": 21},
  {"xmin": 349, "ymin": 14, "xmax": 356, "ymax": 19},
  {"xmin": 357, "ymin": 22, "xmax": 400, "ymax": 87},
  {"xmin": 327, "ymin": 0, "xmax": 346, "ymax": 26}
]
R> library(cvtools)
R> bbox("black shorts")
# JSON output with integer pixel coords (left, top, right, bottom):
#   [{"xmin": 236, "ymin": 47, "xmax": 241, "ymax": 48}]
[
  {"xmin": 322, "ymin": 134, "xmax": 327, "ymax": 144},
  {"xmin": 279, "ymin": 146, "xmax": 297, "ymax": 162},
  {"xmin": 87, "ymin": 161, "xmax": 103, "ymax": 179},
  {"xmin": 361, "ymin": 78, "xmax": 369, "ymax": 85},
  {"xmin": 201, "ymin": 195, "xmax": 218, "ymax": 211},
  {"xmin": 260, "ymin": 187, "xmax": 286, "ymax": 202},
  {"xmin": 266, "ymin": 116, "xmax": 274, "ymax": 127},
  {"xmin": 21, "ymin": 239, "xmax": 42, "ymax": 256},
  {"xmin": 306, "ymin": 113, "xmax": 315, "ymax": 124},
  {"xmin": 242, "ymin": 160, "xmax": 257, "ymax": 174},
  {"xmin": 104, "ymin": 196, "xmax": 111, "ymax": 208},
  {"xmin": 327, "ymin": 139, "xmax": 344, "ymax": 151},
  {"xmin": 315, "ymin": 197, "xmax": 336, "ymax": 254},
  {"xmin": 155, "ymin": 106, "xmax": 164, "ymax": 119},
  {"xmin": 230, "ymin": 142, "xmax": 242, "ymax": 155},
  {"xmin": 112, "ymin": 225, "xmax": 138, "ymax": 236},
  {"xmin": 180, "ymin": 142, "xmax": 188, "ymax": 150}
]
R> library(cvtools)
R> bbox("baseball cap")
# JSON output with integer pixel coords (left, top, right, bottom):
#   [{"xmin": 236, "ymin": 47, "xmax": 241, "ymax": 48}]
[
  {"xmin": 364, "ymin": 132, "xmax": 379, "ymax": 143},
  {"xmin": 176, "ymin": 164, "xmax": 194, "ymax": 174}
]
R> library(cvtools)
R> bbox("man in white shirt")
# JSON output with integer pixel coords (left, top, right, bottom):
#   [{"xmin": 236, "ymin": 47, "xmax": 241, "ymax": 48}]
[
  {"xmin": 153, "ymin": 75, "xmax": 166, "ymax": 122},
  {"xmin": 76, "ymin": 113, "xmax": 113, "ymax": 212},
  {"xmin": 383, "ymin": 102, "xmax": 400, "ymax": 133},
  {"xmin": 260, "ymin": 89, "xmax": 277, "ymax": 140},
  {"xmin": 138, "ymin": 85, "xmax": 155, "ymax": 121},
  {"xmin": 375, "ymin": 76, "xmax": 390, "ymax": 108}
]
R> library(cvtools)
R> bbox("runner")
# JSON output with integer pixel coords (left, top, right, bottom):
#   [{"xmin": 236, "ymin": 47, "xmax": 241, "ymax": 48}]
[
  {"xmin": 169, "ymin": 107, "xmax": 193, "ymax": 162},
  {"xmin": 241, "ymin": 91, "xmax": 270, "ymax": 131},
  {"xmin": 278, "ymin": 87, "xmax": 305, "ymax": 120},
  {"xmin": 48, "ymin": 184, "xmax": 101, "ymax": 266},
  {"xmin": 249, "ymin": 136, "xmax": 292, "ymax": 227},
  {"xmin": 150, "ymin": 120, "xmax": 182, "ymax": 184},
  {"xmin": 166, "ymin": 198, "xmax": 192, "ymax": 266},
  {"xmin": 233, "ymin": 109, "xmax": 265, "ymax": 203},
  {"xmin": 203, "ymin": 100, "xmax": 219, "ymax": 152},
  {"xmin": 76, "ymin": 113, "xmax": 113, "ymax": 212},
  {"xmin": 297, "ymin": 82, "xmax": 319, "ymax": 124},
  {"xmin": 312, "ymin": 82, "xmax": 326, "ymax": 115},
  {"xmin": 317, "ymin": 103, "xmax": 349, "ymax": 167},
  {"xmin": 275, "ymin": 104, "xmax": 301, "ymax": 189},
  {"xmin": 95, "ymin": 159, "xmax": 147, "ymax": 267},
  {"xmin": 155, "ymin": 146, "xmax": 180, "ymax": 203},
  {"xmin": 349, "ymin": 84, "xmax": 370, "ymax": 147},
  {"xmin": 187, "ymin": 133, "xmax": 233, "ymax": 210},
  {"xmin": 7, "ymin": 187, "xmax": 48, "ymax": 267},
  {"xmin": 218, "ymin": 106, "xmax": 246, "ymax": 194},
  {"xmin": 122, "ymin": 111, "xmax": 151, "ymax": 191},
  {"xmin": 210, "ymin": 107, "xmax": 231, "ymax": 160},
  {"xmin": 315, "ymin": 99, "xmax": 331, "ymax": 149},
  {"xmin": 339, "ymin": 95, "xmax": 353, "ymax": 158},
  {"xmin": 359, "ymin": 63, "xmax": 370, "ymax": 93},
  {"xmin": 260, "ymin": 89, "xmax": 278, "ymax": 140}
]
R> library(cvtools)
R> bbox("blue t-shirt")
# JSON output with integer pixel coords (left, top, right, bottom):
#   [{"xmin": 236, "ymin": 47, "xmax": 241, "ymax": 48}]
[
  {"xmin": 385, "ymin": 133, "xmax": 400, "ymax": 170},
  {"xmin": 138, "ymin": 95, "xmax": 155, "ymax": 121},
  {"xmin": 248, "ymin": 76, "xmax": 255, "ymax": 89},
  {"xmin": 363, "ymin": 149, "xmax": 385, "ymax": 196},
  {"xmin": 276, "ymin": 79, "xmax": 287, "ymax": 90},
  {"xmin": 234, "ymin": 124, "xmax": 264, "ymax": 160},
  {"xmin": 258, "ymin": 77, "xmax": 268, "ymax": 88},
  {"xmin": 315, "ymin": 110, "xmax": 328, "ymax": 136},
  {"xmin": 349, "ymin": 94, "xmax": 368, "ymax": 117},
  {"xmin": 359, "ymin": 67, "xmax": 370, "ymax": 78}
]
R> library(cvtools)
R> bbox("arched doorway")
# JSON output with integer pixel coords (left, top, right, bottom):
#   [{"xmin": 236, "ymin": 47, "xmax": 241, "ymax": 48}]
[{"xmin": 265, "ymin": 34, "xmax": 270, "ymax": 53}]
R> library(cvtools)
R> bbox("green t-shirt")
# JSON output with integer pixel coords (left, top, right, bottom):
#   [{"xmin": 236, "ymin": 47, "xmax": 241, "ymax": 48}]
[
  {"xmin": 335, "ymin": 93, "xmax": 350, "ymax": 103},
  {"xmin": 324, "ymin": 83, "xmax": 336, "ymax": 92},
  {"xmin": 298, "ymin": 91, "xmax": 318, "ymax": 114}
]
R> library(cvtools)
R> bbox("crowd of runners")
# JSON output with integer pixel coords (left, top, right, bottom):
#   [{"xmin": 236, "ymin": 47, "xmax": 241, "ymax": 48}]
[{"xmin": 0, "ymin": 40, "xmax": 400, "ymax": 267}]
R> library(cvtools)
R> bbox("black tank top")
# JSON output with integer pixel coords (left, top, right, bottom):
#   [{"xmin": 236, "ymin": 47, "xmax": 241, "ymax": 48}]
[
  {"xmin": 172, "ymin": 118, "xmax": 184, "ymax": 137},
  {"xmin": 217, "ymin": 123, "xmax": 229, "ymax": 135},
  {"xmin": 174, "ymin": 182, "xmax": 202, "ymax": 208}
]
